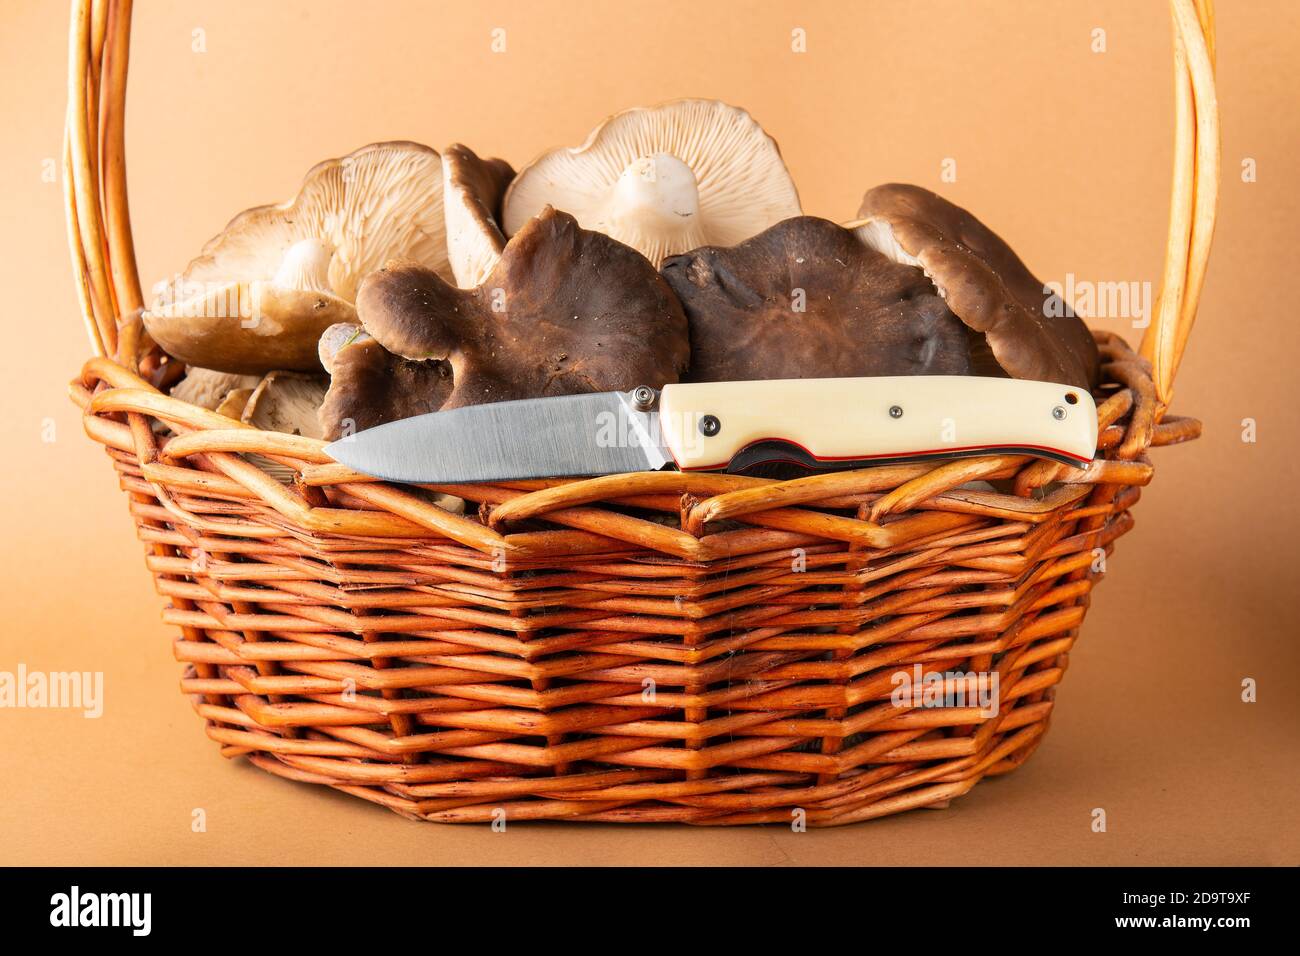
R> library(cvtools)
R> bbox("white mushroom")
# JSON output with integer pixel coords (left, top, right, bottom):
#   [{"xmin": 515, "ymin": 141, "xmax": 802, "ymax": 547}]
[
  {"xmin": 502, "ymin": 99, "xmax": 802, "ymax": 267},
  {"xmin": 242, "ymin": 371, "xmax": 328, "ymax": 439},
  {"xmin": 239, "ymin": 370, "xmax": 329, "ymax": 484},
  {"xmin": 214, "ymin": 387, "xmax": 255, "ymax": 420},
  {"xmin": 168, "ymin": 367, "xmax": 261, "ymax": 411},
  {"xmin": 143, "ymin": 142, "xmax": 450, "ymax": 374}
]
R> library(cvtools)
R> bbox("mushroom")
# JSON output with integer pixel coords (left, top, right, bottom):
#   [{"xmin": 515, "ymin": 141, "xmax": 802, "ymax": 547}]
[
  {"xmin": 168, "ymin": 367, "xmax": 261, "ymax": 411},
  {"xmin": 219, "ymin": 370, "xmax": 327, "ymax": 484},
  {"xmin": 357, "ymin": 206, "xmax": 690, "ymax": 409},
  {"xmin": 851, "ymin": 184, "xmax": 1099, "ymax": 389},
  {"xmin": 502, "ymin": 99, "xmax": 801, "ymax": 267},
  {"xmin": 241, "ymin": 371, "xmax": 328, "ymax": 439},
  {"xmin": 317, "ymin": 323, "xmax": 453, "ymax": 441},
  {"xmin": 143, "ymin": 141, "xmax": 451, "ymax": 375},
  {"xmin": 661, "ymin": 216, "xmax": 997, "ymax": 382},
  {"xmin": 214, "ymin": 387, "xmax": 255, "ymax": 420},
  {"xmin": 443, "ymin": 144, "xmax": 515, "ymax": 288}
]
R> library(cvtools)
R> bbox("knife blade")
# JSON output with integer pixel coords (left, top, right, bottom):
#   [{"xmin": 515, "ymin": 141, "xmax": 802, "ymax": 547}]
[{"xmin": 325, "ymin": 376, "xmax": 1098, "ymax": 484}]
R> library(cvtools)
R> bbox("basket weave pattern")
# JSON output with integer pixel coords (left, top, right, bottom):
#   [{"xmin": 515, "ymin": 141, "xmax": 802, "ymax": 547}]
[{"xmin": 65, "ymin": 0, "xmax": 1217, "ymax": 825}]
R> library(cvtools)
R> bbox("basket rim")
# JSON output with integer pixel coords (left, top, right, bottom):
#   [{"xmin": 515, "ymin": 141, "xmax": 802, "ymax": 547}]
[{"xmin": 72, "ymin": 327, "xmax": 1199, "ymax": 563}]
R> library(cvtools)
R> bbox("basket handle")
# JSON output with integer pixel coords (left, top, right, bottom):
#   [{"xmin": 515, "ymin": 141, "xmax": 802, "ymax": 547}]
[
  {"xmin": 65, "ymin": 0, "xmax": 1218, "ymax": 406},
  {"xmin": 1138, "ymin": 0, "xmax": 1219, "ymax": 407}
]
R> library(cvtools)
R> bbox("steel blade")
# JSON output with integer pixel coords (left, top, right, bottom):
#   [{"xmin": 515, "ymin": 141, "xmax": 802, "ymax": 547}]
[{"xmin": 325, "ymin": 390, "xmax": 671, "ymax": 484}]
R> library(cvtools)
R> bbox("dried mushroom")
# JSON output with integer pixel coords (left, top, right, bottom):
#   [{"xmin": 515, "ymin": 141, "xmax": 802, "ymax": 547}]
[
  {"xmin": 661, "ymin": 216, "xmax": 996, "ymax": 382},
  {"xmin": 502, "ymin": 99, "xmax": 801, "ymax": 267},
  {"xmin": 852, "ymin": 184, "xmax": 1099, "ymax": 389},
  {"xmin": 317, "ymin": 324, "xmax": 452, "ymax": 441},
  {"xmin": 443, "ymin": 144, "xmax": 515, "ymax": 288},
  {"xmin": 143, "ymin": 142, "xmax": 452, "ymax": 375},
  {"xmin": 356, "ymin": 206, "xmax": 690, "ymax": 409}
]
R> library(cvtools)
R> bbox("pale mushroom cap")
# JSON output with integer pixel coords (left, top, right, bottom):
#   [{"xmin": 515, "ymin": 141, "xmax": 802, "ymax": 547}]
[
  {"xmin": 239, "ymin": 371, "xmax": 328, "ymax": 483},
  {"xmin": 168, "ymin": 367, "xmax": 261, "ymax": 411},
  {"xmin": 502, "ymin": 99, "xmax": 801, "ymax": 267},
  {"xmin": 175, "ymin": 141, "xmax": 449, "ymax": 299},
  {"xmin": 214, "ymin": 387, "xmax": 255, "ymax": 420},
  {"xmin": 242, "ymin": 370, "xmax": 328, "ymax": 439},
  {"xmin": 144, "ymin": 142, "xmax": 447, "ymax": 374}
]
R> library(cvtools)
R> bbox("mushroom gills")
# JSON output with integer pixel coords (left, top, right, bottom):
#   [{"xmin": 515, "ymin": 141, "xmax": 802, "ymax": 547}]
[
  {"xmin": 240, "ymin": 371, "xmax": 329, "ymax": 483},
  {"xmin": 168, "ymin": 367, "xmax": 262, "ymax": 411},
  {"xmin": 142, "ymin": 141, "xmax": 452, "ymax": 375},
  {"xmin": 502, "ymin": 99, "xmax": 802, "ymax": 267}
]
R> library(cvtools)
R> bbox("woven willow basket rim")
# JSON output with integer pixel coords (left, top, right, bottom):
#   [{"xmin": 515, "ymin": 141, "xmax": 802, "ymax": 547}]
[{"xmin": 63, "ymin": 0, "xmax": 1218, "ymax": 826}]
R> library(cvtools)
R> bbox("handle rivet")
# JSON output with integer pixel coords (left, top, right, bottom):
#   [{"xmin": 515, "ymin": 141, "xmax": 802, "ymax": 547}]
[
  {"xmin": 699, "ymin": 414, "xmax": 721, "ymax": 437},
  {"xmin": 631, "ymin": 386, "xmax": 655, "ymax": 410},
  {"xmin": 1052, "ymin": 406, "xmax": 1067, "ymax": 420},
  {"xmin": 889, "ymin": 405, "xmax": 904, "ymax": 419}
]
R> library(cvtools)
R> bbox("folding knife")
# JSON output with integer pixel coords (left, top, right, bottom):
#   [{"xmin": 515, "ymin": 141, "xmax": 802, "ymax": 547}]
[{"xmin": 325, "ymin": 376, "xmax": 1098, "ymax": 484}]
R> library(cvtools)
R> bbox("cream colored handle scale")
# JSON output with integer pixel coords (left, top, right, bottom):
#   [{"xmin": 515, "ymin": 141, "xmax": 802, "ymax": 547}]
[{"xmin": 656, "ymin": 376, "xmax": 1097, "ymax": 472}]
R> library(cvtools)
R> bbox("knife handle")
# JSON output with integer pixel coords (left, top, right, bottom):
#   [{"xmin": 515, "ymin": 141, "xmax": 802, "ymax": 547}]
[{"xmin": 656, "ymin": 376, "xmax": 1098, "ymax": 471}]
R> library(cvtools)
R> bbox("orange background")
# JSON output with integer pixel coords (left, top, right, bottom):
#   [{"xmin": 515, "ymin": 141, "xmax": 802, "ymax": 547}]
[{"xmin": 2, "ymin": 0, "xmax": 1297, "ymax": 865}]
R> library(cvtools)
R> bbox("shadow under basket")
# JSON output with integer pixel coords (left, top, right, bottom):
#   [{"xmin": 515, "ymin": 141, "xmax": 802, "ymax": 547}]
[{"xmin": 65, "ymin": 0, "xmax": 1218, "ymax": 825}]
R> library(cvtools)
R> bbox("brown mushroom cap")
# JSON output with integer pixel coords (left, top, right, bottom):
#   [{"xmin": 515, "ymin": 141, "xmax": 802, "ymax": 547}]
[
  {"xmin": 852, "ymin": 184, "xmax": 1099, "ymax": 389},
  {"xmin": 143, "ymin": 142, "xmax": 448, "ymax": 375},
  {"xmin": 356, "ymin": 206, "xmax": 690, "ymax": 409},
  {"xmin": 443, "ymin": 144, "xmax": 515, "ymax": 288},
  {"xmin": 318, "ymin": 324, "xmax": 453, "ymax": 441},
  {"xmin": 661, "ymin": 216, "xmax": 997, "ymax": 382}
]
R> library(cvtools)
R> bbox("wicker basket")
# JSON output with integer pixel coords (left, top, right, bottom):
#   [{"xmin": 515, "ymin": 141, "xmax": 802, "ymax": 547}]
[{"xmin": 65, "ymin": 0, "xmax": 1218, "ymax": 825}]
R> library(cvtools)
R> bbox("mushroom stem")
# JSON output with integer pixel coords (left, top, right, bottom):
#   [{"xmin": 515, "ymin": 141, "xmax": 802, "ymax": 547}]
[
  {"xmin": 273, "ymin": 237, "xmax": 335, "ymax": 293},
  {"xmin": 610, "ymin": 153, "xmax": 701, "ymax": 230}
]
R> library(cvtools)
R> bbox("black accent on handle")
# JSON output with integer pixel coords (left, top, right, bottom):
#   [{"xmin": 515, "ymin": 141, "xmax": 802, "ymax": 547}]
[{"xmin": 723, "ymin": 440, "xmax": 1087, "ymax": 474}]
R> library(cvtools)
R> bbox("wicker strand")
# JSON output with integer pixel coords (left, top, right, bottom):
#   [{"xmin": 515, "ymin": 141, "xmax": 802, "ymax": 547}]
[
  {"xmin": 65, "ymin": 0, "xmax": 116, "ymax": 356},
  {"xmin": 101, "ymin": 0, "xmax": 143, "ymax": 317},
  {"xmin": 1139, "ymin": 0, "xmax": 1219, "ymax": 405}
]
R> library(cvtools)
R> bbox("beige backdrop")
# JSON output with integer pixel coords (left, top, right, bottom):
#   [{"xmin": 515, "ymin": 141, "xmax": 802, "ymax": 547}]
[{"xmin": 1, "ymin": 0, "xmax": 1297, "ymax": 866}]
